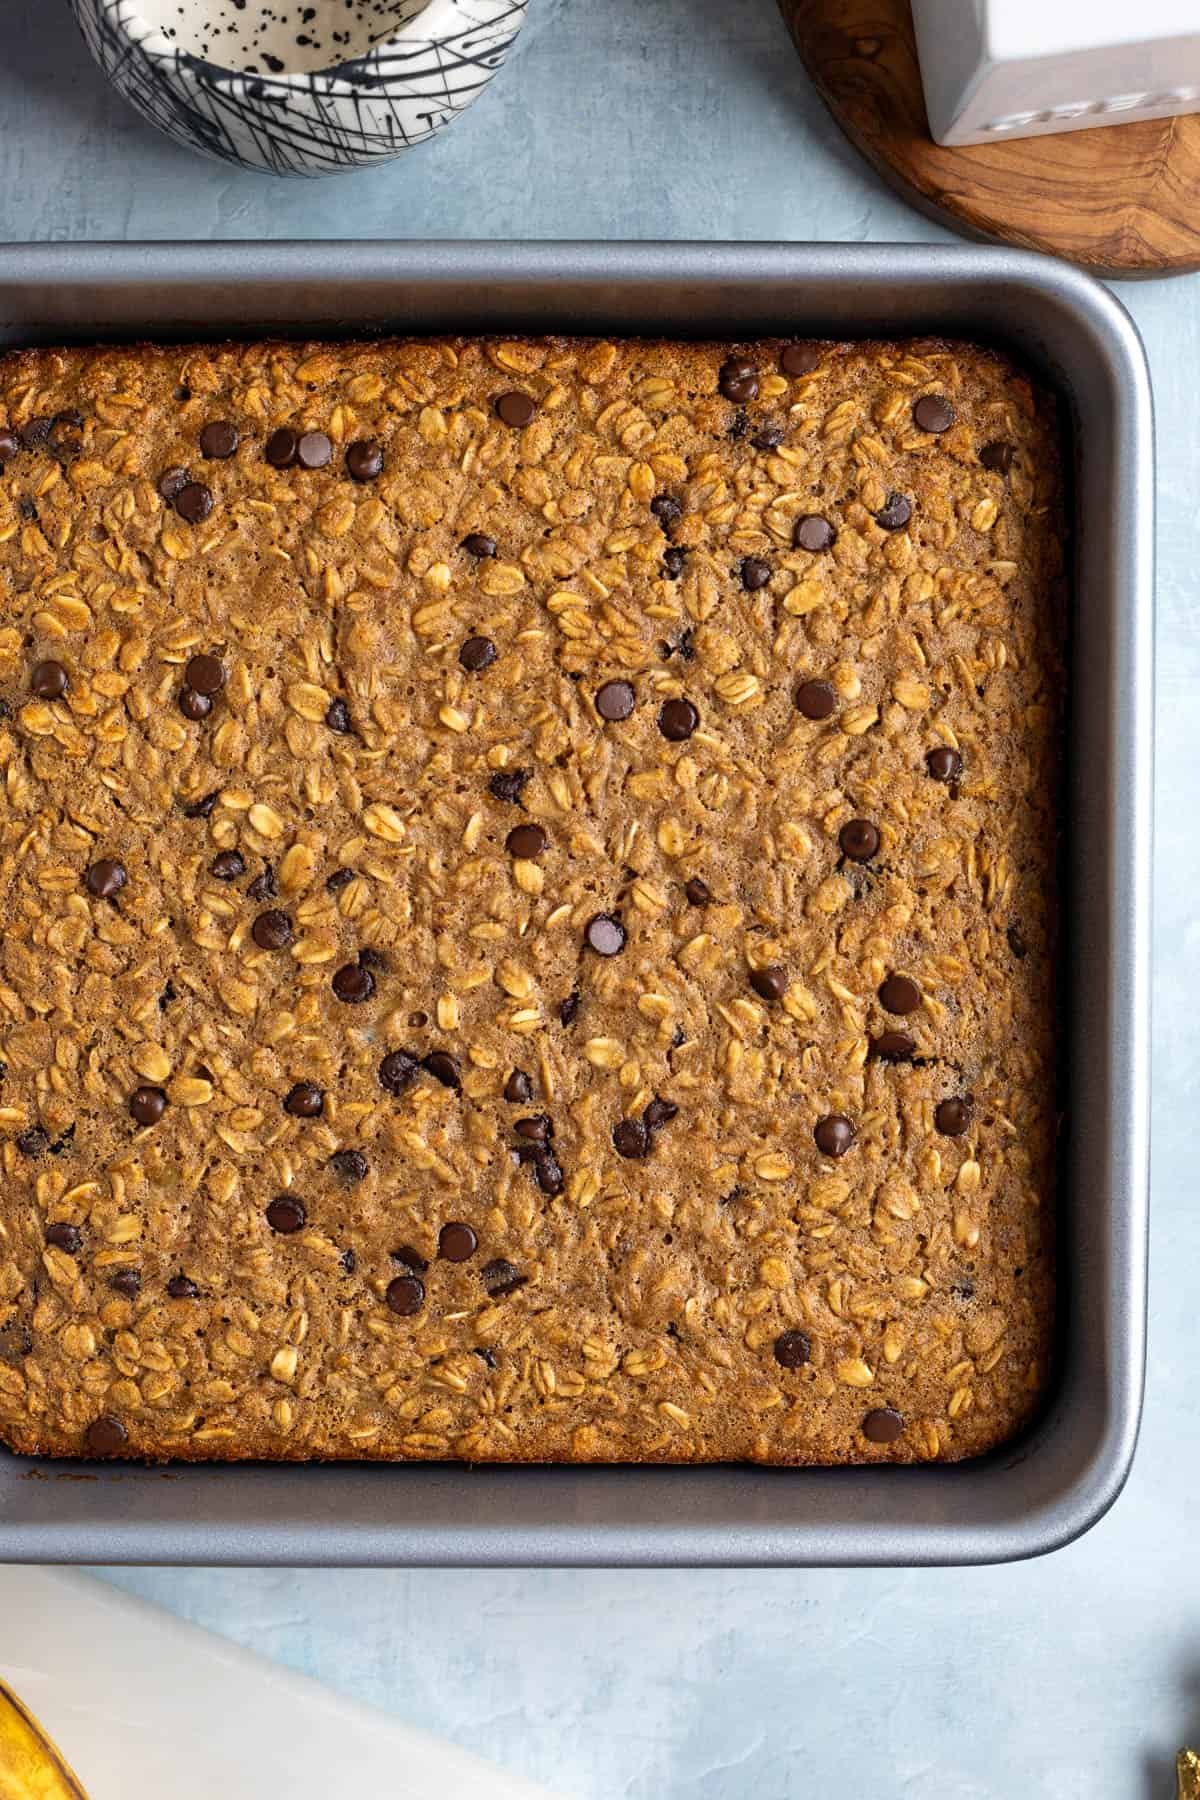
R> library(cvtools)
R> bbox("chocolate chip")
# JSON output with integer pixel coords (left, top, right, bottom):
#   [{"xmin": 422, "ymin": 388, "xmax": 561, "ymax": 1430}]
[
  {"xmin": 533, "ymin": 1148, "xmax": 564, "ymax": 1195},
  {"xmin": 19, "ymin": 416, "xmax": 52, "ymax": 450},
  {"xmin": 332, "ymin": 961, "xmax": 374, "ymax": 1004},
  {"xmin": 935, "ymin": 1097, "xmax": 970, "ymax": 1136},
  {"xmin": 179, "ymin": 688, "xmax": 212, "ymax": 721},
  {"xmin": 326, "ymin": 866, "xmax": 356, "ymax": 892},
  {"xmin": 45, "ymin": 1221, "xmax": 81, "ymax": 1253},
  {"xmin": 780, "ymin": 342, "xmax": 821, "ymax": 377},
  {"xmin": 423, "ymin": 1050, "xmax": 461, "ymax": 1090},
  {"xmin": 839, "ymin": 819, "xmax": 880, "ymax": 862},
  {"xmin": 185, "ymin": 653, "xmax": 225, "ymax": 696},
  {"xmin": 658, "ymin": 698, "xmax": 699, "ymax": 741},
  {"xmin": 30, "ymin": 659, "xmax": 68, "ymax": 699},
  {"xmin": 913, "ymin": 395, "xmax": 954, "ymax": 434},
  {"xmin": 283, "ymin": 1081, "xmax": 324, "ymax": 1118},
  {"xmin": 585, "ymin": 913, "xmax": 626, "ymax": 956},
  {"xmin": 862, "ymin": 1406, "xmax": 904, "ymax": 1443},
  {"xmin": 391, "ymin": 1245, "xmax": 428, "ymax": 1273},
  {"xmin": 514, "ymin": 1113, "xmax": 553, "ymax": 1143},
  {"xmin": 129, "ymin": 1086, "xmax": 167, "ymax": 1126},
  {"xmin": 158, "ymin": 465, "xmax": 190, "ymax": 500},
  {"xmin": 871, "ymin": 1031, "xmax": 916, "ymax": 1063},
  {"xmin": 506, "ymin": 822, "xmax": 547, "ymax": 859},
  {"xmin": 650, "ymin": 493, "xmax": 683, "ymax": 529},
  {"xmin": 209, "ymin": 850, "xmax": 245, "ymax": 881},
  {"xmin": 595, "ymin": 680, "xmax": 635, "ymax": 721},
  {"xmin": 109, "ymin": 1269, "xmax": 141, "ymax": 1298},
  {"xmin": 926, "ymin": 746, "xmax": 962, "ymax": 783},
  {"xmin": 0, "ymin": 427, "xmax": 18, "ymax": 463},
  {"xmin": 879, "ymin": 973, "xmax": 921, "ymax": 1015},
  {"xmin": 167, "ymin": 1274, "xmax": 199, "ymax": 1300},
  {"xmin": 684, "ymin": 877, "xmax": 711, "ymax": 906},
  {"xmin": 357, "ymin": 946, "xmax": 389, "ymax": 973},
  {"xmin": 439, "ymin": 1222, "xmax": 478, "ymax": 1262},
  {"xmin": 751, "ymin": 422, "xmax": 785, "ymax": 452},
  {"xmin": 252, "ymin": 909, "xmax": 293, "ymax": 951},
  {"xmin": 247, "ymin": 866, "xmax": 276, "ymax": 902},
  {"xmin": 48, "ymin": 419, "xmax": 81, "ymax": 460},
  {"xmin": 16, "ymin": 1118, "xmax": 49, "ymax": 1155},
  {"xmin": 481, "ymin": 1258, "xmax": 526, "ymax": 1297},
  {"xmin": 980, "ymin": 440, "xmax": 1015, "ymax": 474},
  {"xmin": 297, "ymin": 430, "xmax": 332, "ymax": 469},
  {"xmin": 773, "ymin": 1329, "xmax": 811, "ymax": 1368},
  {"xmin": 460, "ymin": 635, "xmax": 497, "ymax": 673},
  {"xmin": 613, "ymin": 1117, "xmax": 649, "ymax": 1159},
  {"xmin": 718, "ymin": 357, "xmax": 759, "ymax": 403},
  {"xmin": 643, "ymin": 1097, "xmax": 678, "ymax": 1130},
  {"xmin": 495, "ymin": 391, "xmax": 536, "ymax": 428},
  {"xmin": 182, "ymin": 788, "xmax": 221, "ymax": 819},
  {"xmin": 325, "ymin": 697, "xmax": 352, "ymax": 733},
  {"xmin": 874, "ymin": 492, "xmax": 911, "ymax": 531},
  {"xmin": 266, "ymin": 1196, "xmax": 306, "ymax": 1234},
  {"xmin": 341, "ymin": 1248, "xmax": 357, "ymax": 1273},
  {"xmin": 265, "ymin": 427, "xmax": 298, "ymax": 468},
  {"xmin": 739, "ymin": 556, "xmax": 771, "ymax": 592},
  {"xmin": 489, "ymin": 767, "xmax": 529, "ymax": 805},
  {"xmin": 793, "ymin": 514, "xmax": 836, "ymax": 552},
  {"xmin": 1007, "ymin": 924, "xmax": 1028, "ymax": 960},
  {"xmin": 330, "ymin": 1148, "xmax": 368, "ymax": 1183},
  {"xmin": 85, "ymin": 1414, "xmax": 127, "ymax": 1455},
  {"xmin": 462, "ymin": 532, "xmax": 497, "ymax": 558},
  {"xmin": 84, "ymin": 858, "xmax": 126, "ymax": 899},
  {"xmin": 379, "ymin": 1051, "xmax": 419, "ymax": 1095},
  {"xmin": 814, "ymin": 1114, "xmax": 855, "ymax": 1157},
  {"xmin": 174, "ymin": 482, "xmax": 213, "ymax": 524},
  {"xmin": 385, "ymin": 1274, "xmax": 425, "ymax": 1316},
  {"xmin": 795, "ymin": 679, "xmax": 837, "ymax": 720},
  {"xmin": 663, "ymin": 546, "xmax": 687, "ymax": 579},
  {"xmin": 346, "ymin": 439, "xmax": 383, "ymax": 482},
  {"xmin": 559, "ymin": 990, "xmax": 581, "ymax": 1026},
  {"xmin": 750, "ymin": 964, "xmax": 788, "ymax": 1002},
  {"xmin": 199, "ymin": 420, "xmax": 239, "ymax": 459},
  {"xmin": 504, "ymin": 1068, "xmax": 533, "ymax": 1103}
]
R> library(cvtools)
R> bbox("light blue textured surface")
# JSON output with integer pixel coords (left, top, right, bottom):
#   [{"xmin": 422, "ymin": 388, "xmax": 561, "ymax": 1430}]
[{"xmin": 0, "ymin": 0, "xmax": 1192, "ymax": 1794}]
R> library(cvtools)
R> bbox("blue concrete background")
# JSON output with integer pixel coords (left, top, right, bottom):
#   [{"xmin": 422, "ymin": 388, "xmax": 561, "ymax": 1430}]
[{"xmin": 0, "ymin": 2, "xmax": 1194, "ymax": 1795}]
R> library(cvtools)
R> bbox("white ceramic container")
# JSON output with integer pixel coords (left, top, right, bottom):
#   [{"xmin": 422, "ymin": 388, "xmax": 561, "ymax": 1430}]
[
  {"xmin": 69, "ymin": 0, "xmax": 528, "ymax": 175},
  {"xmin": 911, "ymin": 0, "xmax": 1200, "ymax": 145}
]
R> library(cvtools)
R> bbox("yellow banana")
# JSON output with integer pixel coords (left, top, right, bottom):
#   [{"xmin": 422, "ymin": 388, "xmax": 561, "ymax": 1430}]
[{"xmin": 0, "ymin": 1681, "xmax": 88, "ymax": 1799}]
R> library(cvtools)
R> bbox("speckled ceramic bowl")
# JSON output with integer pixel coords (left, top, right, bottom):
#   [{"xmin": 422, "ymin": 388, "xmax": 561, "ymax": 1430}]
[{"xmin": 69, "ymin": 0, "xmax": 528, "ymax": 175}]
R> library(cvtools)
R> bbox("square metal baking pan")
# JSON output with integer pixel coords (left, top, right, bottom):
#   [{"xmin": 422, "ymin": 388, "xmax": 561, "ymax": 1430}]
[{"xmin": 0, "ymin": 241, "xmax": 1152, "ymax": 1566}]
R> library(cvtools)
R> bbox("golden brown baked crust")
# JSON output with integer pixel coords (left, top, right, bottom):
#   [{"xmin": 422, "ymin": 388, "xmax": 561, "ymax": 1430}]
[{"xmin": 0, "ymin": 333, "xmax": 1061, "ymax": 1466}]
